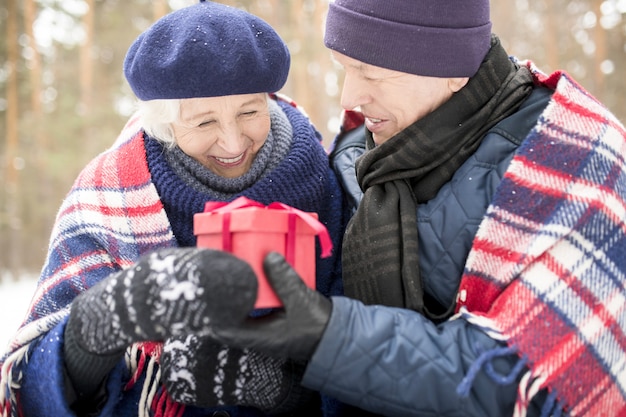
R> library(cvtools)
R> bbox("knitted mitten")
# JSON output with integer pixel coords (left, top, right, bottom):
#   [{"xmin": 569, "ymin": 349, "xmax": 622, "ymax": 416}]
[
  {"xmin": 162, "ymin": 335, "xmax": 312, "ymax": 413},
  {"xmin": 63, "ymin": 247, "xmax": 257, "ymax": 403}
]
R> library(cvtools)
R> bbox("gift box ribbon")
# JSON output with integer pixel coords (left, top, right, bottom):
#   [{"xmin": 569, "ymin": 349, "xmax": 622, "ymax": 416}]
[{"xmin": 202, "ymin": 197, "xmax": 333, "ymax": 264}]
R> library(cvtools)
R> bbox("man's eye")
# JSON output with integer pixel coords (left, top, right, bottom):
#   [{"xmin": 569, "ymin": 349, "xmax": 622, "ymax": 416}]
[{"xmin": 241, "ymin": 111, "xmax": 257, "ymax": 117}]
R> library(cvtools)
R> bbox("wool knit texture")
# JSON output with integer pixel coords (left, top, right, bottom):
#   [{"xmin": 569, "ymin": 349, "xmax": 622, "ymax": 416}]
[
  {"xmin": 68, "ymin": 248, "xmax": 257, "ymax": 354},
  {"xmin": 161, "ymin": 335, "xmax": 308, "ymax": 413},
  {"xmin": 63, "ymin": 248, "xmax": 258, "ymax": 402},
  {"xmin": 324, "ymin": 0, "xmax": 492, "ymax": 77},
  {"xmin": 124, "ymin": 1, "xmax": 290, "ymax": 100}
]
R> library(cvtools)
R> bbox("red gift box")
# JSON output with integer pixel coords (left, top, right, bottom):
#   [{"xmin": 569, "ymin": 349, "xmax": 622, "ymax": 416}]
[{"xmin": 193, "ymin": 197, "xmax": 333, "ymax": 308}]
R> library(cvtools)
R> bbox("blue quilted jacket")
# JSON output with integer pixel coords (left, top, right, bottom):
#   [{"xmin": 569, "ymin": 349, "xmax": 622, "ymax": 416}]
[{"xmin": 316, "ymin": 87, "xmax": 552, "ymax": 417}]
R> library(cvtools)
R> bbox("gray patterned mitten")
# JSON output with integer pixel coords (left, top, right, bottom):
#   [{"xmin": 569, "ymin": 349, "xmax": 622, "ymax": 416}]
[
  {"xmin": 162, "ymin": 335, "xmax": 312, "ymax": 413},
  {"xmin": 63, "ymin": 247, "xmax": 257, "ymax": 405}
]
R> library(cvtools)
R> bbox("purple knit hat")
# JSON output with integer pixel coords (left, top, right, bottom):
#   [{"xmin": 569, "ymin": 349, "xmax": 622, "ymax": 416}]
[
  {"xmin": 324, "ymin": 0, "xmax": 492, "ymax": 78},
  {"xmin": 124, "ymin": 0, "xmax": 290, "ymax": 100}
]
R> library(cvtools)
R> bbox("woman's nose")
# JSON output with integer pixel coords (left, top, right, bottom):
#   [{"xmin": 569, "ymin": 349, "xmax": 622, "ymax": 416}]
[{"xmin": 216, "ymin": 123, "xmax": 246, "ymax": 154}]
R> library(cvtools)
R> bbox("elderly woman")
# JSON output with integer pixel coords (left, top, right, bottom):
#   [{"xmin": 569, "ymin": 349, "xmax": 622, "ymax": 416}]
[{"xmin": 0, "ymin": 2, "xmax": 347, "ymax": 416}]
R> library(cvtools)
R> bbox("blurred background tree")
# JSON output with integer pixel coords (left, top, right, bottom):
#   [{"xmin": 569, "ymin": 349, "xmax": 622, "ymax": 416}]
[{"xmin": 1, "ymin": 0, "xmax": 625, "ymax": 279}]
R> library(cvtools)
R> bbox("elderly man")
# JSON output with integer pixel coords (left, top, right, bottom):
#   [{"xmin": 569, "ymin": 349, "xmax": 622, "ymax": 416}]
[{"xmin": 211, "ymin": 1, "xmax": 626, "ymax": 416}]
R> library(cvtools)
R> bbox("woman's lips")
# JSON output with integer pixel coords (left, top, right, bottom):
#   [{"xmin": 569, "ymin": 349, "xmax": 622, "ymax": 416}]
[{"xmin": 212, "ymin": 152, "xmax": 245, "ymax": 166}]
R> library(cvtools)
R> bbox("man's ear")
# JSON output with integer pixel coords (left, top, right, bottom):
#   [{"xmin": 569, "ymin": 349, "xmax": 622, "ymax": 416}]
[{"xmin": 448, "ymin": 77, "xmax": 470, "ymax": 93}]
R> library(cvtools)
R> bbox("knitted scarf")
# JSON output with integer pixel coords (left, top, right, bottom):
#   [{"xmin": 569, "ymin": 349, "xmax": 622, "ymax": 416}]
[
  {"xmin": 342, "ymin": 36, "xmax": 534, "ymax": 313},
  {"xmin": 164, "ymin": 99, "xmax": 293, "ymax": 201},
  {"xmin": 456, "ymin": 62, "xmax": 626, "ymax": 416},
  {"xmin": 0, "ymin": 96, "xmax": 344, "ymax": 417}
]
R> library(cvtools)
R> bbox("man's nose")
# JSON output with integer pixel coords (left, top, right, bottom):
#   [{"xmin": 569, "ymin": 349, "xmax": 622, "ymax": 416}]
[{"xmin": 340, "ymin": 74, "xmax": 369, "ymax": 111}]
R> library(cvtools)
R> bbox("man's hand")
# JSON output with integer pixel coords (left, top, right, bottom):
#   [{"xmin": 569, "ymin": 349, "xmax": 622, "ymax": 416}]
[{"xmin": 211, "ymin": 252, "xmax": 332, "ymax": 361}]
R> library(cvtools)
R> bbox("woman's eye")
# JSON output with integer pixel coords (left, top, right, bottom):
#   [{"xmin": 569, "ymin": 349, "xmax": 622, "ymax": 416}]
[
  {"xmin": 241, "ymin": 111, "xmax": 257, "ymax": 117},
  {"xmin": 198, "ymin": 120, "xmax": 215, "ymax": 127}
]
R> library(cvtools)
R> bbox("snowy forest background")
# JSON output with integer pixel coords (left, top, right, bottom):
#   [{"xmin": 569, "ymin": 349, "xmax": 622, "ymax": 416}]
[{"xmin": 1, "ymin": 0, "xmax": 626, "ymax": 284}]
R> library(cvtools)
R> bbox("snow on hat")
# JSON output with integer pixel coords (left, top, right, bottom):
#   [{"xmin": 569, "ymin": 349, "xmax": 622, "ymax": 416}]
[
  {"xmin": 124, "ymin": 0, "xmax": 290, "ymax": 100},
  {"xmin": 324, "ymin": 0, "xmax": 492, "ymax": 78}
]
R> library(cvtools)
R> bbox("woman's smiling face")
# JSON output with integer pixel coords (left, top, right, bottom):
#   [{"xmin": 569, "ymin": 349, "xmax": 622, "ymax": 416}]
[{"xmin": 172, "ymin": 93, "xmax": 271, "ymax": 178}]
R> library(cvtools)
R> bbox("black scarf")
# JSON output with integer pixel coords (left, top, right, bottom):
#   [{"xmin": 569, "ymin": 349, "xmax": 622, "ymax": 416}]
[{"xmin": 341, "ymin": 35, "xmax": 534, "ymax": 315}]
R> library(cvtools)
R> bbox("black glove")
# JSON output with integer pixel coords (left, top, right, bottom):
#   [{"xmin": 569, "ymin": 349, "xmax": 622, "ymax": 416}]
[
  {"xmin": 161, "ymin": 335, "xmax": 314, "ymax": 413},
  {"xmin": 210, "ymin": 252, "xmax": 332, "ymax": 362},
  {"xmin": 63, "ymin": 247, "xmax": 257, "ymax": 407}
]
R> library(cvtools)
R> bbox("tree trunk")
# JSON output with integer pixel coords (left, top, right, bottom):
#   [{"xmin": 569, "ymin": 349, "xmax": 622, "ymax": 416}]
[
  {"xmin": 592, "ymin": 0, "xmax": 606, "ymax": 95},
  {"xmin": 3, "ymin": 0, "xmax": 22, "ymax": 279},
  {"xmin": 80, "ymin": 0, "xmax": 96, "ymax": 157},
  {"xmin": 23, "ymin": 0, "xmax": 51, "ymax": 255},
  {"xmin": 544, "ymin": 0, "xmax": 560, "ymax": 73}
]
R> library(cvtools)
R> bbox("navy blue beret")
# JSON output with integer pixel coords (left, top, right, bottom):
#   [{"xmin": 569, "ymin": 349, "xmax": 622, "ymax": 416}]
[{"xmin": 123, "ymin": 1, "xmax": 291, "ymax": 100}]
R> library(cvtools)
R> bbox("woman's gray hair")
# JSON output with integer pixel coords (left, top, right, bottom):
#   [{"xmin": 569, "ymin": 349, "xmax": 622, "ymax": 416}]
[{"xmin": 136, "ymin": 99, "xmax": 181, "ymax": 146}]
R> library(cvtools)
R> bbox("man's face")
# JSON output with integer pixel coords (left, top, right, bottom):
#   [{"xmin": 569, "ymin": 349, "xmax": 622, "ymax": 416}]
[{"xmin": 332, "ymin": 51, "xmax": 465, "ymax": 146}]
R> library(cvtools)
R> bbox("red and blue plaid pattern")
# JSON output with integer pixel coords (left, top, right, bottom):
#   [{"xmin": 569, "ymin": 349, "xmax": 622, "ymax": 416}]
[
  {"xmin": 0, "ymin": 116, "xmax": 177, "ymax": 416},
  {"xmin": 459, "ymin": 63, "xmax": 626, "ymax": 416}
]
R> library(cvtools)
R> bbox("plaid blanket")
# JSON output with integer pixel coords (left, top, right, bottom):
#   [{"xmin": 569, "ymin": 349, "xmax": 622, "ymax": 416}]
[
  {"xmin": 458, "ymin": 62, "xmax": 626, "ymax": 416},
  {"xmin": 0, "ymin": 114, "xmax": 172, "ymax": 417}
]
